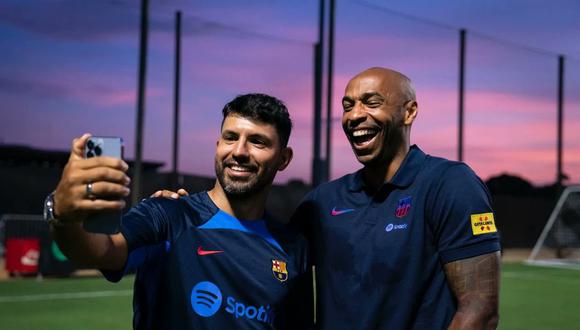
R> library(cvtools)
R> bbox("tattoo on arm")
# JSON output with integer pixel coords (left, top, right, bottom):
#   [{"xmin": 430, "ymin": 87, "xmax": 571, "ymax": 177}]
[{"xmin": 444, "ymin": 251, "xmax": 501, "ymax": 329}]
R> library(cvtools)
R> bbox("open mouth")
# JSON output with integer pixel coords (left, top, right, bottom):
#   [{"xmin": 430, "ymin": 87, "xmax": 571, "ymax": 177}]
[
  {"xmin": 225, "ymin": 163, "xmax": 257, "ymax": 178},
  {"xmin": 350, "ymin": 128, "xmax": 379, "ymax": 146}
]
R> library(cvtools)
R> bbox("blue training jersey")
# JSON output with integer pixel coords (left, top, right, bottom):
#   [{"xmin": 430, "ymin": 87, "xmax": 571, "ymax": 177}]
[
  {"xmin": 103, "ymin": 191, "xmax": 312, "ymax": 329},
  {"xmin": 292, "ymin": 145, "xmax": 500, "ymax": 329}
]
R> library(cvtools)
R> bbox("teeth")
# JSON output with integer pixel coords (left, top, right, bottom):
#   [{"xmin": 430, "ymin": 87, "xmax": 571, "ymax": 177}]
[
  {"xmin": 230, "ymin": 165, "xmax": 250, "ymax": 172},
  {"xmin": 352, "ymin": 129, "xmax": 376, "ymax": 137}
]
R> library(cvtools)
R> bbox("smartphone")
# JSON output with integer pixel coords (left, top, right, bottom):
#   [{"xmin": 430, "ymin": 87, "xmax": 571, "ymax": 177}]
[{"xmin": 83, "ymin": 136, "xmax": 124, "ymax": 234}]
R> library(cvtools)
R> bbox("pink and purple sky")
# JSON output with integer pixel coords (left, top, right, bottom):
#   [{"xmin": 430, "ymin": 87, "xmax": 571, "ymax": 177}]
[{"xmin": 1, "ymin": 0, "xmax": 579, "ymax": 186}]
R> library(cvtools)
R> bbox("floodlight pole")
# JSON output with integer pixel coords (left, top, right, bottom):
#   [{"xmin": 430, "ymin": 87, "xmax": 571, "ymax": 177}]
[
  {"xmin": 324, "ymin": 0, "xmax": 335, "ymax": 182},
  {"xmin": 312, "ymin": 0, "xmax": 325, "ymax": 187},
  {"xmin": 557, "ymin": 55, "xmax": 565, "ymax": 186},
  {"xmin": 458, "ymin": 29, "xmax": 466, "ymax": 162},
  {"xmin": 132, "ymin": 0, "xmax": 149, "ymax": 205},
  {"xmin": 172, "ymin": 11, "xmax": 182, "ymax": 189}
]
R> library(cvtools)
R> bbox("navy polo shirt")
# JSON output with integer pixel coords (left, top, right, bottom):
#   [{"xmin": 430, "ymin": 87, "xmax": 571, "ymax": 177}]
[
  {"xmin": 103, "ymin": 191, "xmax": 312, "ymax": 329},
  {"xmin": 292, "ymin": 145, "xmax": 500, "ymax": 329}
]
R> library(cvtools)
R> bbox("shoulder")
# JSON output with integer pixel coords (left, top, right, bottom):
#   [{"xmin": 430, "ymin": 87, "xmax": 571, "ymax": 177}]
[
  {"xmin": 266, "ymin": 219, "xmax": 308, "ymax": 251},
  {"xmin": 422, "ymin": 155, "xmax": 484, "ymax": 187},
  {"xmin": 304, "ymin": 172, "xmax": 356, "ymax": 200},
  {"xmin": 135, "ymin": 191, "xmax": 218, "ymax": 226},
  {"xmin": 290, "ymin": 172, "xmax": 358, "ymax": 232},
  {"xmin": 416, "ymin": 155, "xmax": 491, "ymax": 212},
  {"xmin": 423, "ymin": 154, "xmax": 464, "ymax": 174},
  {"xmin": 322, "ymin": 172, "xmax": 356, "ymax": 190},
  {"xmin": 136, "ymin": 195, "xmax": 187, "ymax": 215},
  {"xmin": 180, "ymin": 191, "xmax": 219, "ymax": 221},
  {"xmin": 420, "ymin": 156, "xmax": 492, "ymax": 216}
]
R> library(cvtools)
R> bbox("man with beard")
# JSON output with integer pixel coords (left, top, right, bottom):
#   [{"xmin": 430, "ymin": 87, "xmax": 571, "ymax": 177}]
[
  {"xmin": 292, "ymin": 67, "xmax": 501, "ymax": 329},
  {"xmin": 44, "ymin": 94, "xmax": 313, "ymax": 329}
]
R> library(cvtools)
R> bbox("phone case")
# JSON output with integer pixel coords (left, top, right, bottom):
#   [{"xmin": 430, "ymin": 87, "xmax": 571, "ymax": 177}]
[{"xmin": 83, "ymin": 136, "xmax": 124, "ymax": 234}]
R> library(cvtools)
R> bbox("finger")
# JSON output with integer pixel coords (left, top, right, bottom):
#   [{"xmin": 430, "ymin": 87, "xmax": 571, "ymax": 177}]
[
  {"xmin": 77, "ymin": 167, "xmax": 130, "ymax": 186},
  {"xmin": 77, "ymin": 156, "xmax": 129, "ymax": 172},
  {"xmin": 177, "ymin": 189, "xmax": 189, "ymax": 196},
  {"xmin": 86, "ymin": 182, "xmax": 130, "ymax": 198},
  {"xmin": 78, "ymin": 199, "xmax": 126, "ymax": 212},
  {"xmin": 70, "ymin": 133, "xmax": 92, "ymax": 161},
  {"xmin": 156, "ymin": 190, "xmax": 179, "ymax": 199},
  {"xmin": 150, "ymin": 191, "xmax": 162, "ymax": 198}
]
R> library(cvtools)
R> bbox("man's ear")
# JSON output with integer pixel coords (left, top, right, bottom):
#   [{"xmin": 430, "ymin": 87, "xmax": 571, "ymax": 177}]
[
  {"xmin": 404, "ymin": 101, "xmax": 418, "ymax": 125},
  {"xmin": 277, "ymin": 147, "xmax": 293, "ymax": 171}
]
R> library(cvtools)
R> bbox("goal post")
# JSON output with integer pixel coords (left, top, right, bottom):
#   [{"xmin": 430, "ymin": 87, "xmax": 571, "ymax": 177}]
[{"xmin": 526, "ymin": 185, "xmax": 580, "ymax": 269}]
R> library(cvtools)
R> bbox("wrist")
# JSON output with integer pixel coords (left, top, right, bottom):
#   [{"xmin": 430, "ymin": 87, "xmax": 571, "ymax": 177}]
[
  {"xmin": 51, "ymin": 221, "xmax": 83, "ymax": 232},
  {"xmin": 44, "ymin": 192, "xmax": 83, "ymax": 227}
]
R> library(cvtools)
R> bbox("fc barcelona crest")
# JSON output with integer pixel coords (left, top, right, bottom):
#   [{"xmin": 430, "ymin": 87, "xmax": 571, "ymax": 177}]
[
  {"xmin": 395, "ymin": 196, "xmax": 412, "ymax": 218},
  {"xmin": 272, "ymin": 259, "xmax": 288, "ymax": 282}
]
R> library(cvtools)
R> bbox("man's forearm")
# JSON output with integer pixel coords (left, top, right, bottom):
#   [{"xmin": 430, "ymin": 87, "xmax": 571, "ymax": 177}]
[
  {"xmin": 445, "ymin": 252, "xmax": 501, "ymax": 330},
  {"xmin": 52, "ymin": 223, "xmax": 127, "ymax": 270}
]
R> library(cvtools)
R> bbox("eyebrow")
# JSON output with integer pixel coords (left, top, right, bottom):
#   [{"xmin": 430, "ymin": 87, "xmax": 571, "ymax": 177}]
[
  {"xmin": 249, "ymin": 132, "xmax": 271, "ymax": 141},
  {"xmin": 342, "ymin": 92, "xmax": 384, "ymax": 103},
  {"xmin": 360, "ymin": 92, "xmax": 384, "ymax": 100},
  {"xmin": 342, "ymin": 96, "xmax": 353, "ymax": 103},
  {"xmin": 222, "ymin": 130, "xmax": 273, "ymax": 142},
  {"xmin": 221, "ymin": 129, "xmax": 238, "ymax": 136}
]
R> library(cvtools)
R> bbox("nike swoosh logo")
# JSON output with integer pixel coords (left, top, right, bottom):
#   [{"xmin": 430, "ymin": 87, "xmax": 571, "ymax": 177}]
[
  {"xmin": 197, "ymin": 246, "xmax": 224, "ymax": 256},
  {"xmin": 331, "ymin": 207, "xmax": 355, "ymax": 216}
]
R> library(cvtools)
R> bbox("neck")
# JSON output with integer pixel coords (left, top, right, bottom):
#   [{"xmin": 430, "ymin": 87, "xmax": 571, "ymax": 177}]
[
  {"xmin": 207, "ymin": 181, "xmax": 268, "ymax": 220},
  {"xmin": 363, "ymin": 143, "xmax": 410, "ymax": 192}
]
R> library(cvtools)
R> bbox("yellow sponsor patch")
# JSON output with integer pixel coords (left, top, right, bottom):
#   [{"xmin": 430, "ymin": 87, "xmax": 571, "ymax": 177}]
[{"xmin": 470, "ymin": 212, "xmax": 497, "ymax": 235}]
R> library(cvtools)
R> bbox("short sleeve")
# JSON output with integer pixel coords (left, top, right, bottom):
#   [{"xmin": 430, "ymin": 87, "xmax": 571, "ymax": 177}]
[
  {"xmin": 428, "ymin": 164, "xmax": 501, "ymax": 264},
  {"xmin": 101, "ymin": 198, "xmax": 184, "ymax": 282},
  {"xmin": 121, "ymin": 197, "xmax": 185, "ymax": 252},
  {"xmin": 101, "ymin": 244, "xmax": 150, "ymax": 282}
]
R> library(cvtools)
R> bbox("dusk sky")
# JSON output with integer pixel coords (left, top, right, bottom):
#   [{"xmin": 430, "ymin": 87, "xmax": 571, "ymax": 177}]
[{"xmin": 1, "ymin": 0, "xmax": 579, "ymax": 186}]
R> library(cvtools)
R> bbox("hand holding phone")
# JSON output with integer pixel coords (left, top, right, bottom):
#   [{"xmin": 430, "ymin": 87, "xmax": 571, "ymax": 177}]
[{"xmin": 83, "ymin": 136, "xmax": 125, "ymax": 234}]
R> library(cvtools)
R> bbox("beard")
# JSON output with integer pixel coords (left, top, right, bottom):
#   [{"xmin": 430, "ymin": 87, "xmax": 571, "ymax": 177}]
[
  {"xmin": 373, "ymin": 120, "xmax": 405, "ymax": 165},
  {"xmin": 214, "ymin": 158, "xmax": 276, "ymax": 199}
]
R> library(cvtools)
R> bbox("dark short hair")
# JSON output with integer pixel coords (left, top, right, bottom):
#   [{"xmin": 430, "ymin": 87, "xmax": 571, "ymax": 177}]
[{"xmin": 221, "ymin": 93, "xmax": 293, "ymax": 147}]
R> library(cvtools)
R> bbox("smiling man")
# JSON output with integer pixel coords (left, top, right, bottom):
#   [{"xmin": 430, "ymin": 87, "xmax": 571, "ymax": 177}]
[
  {"xmin": 44, "ymin": 94, "xmax": 312, "ymax": 329},
  {"xmin": 292, "ymin": 67, "xmax": 501, "ymax": 329}
]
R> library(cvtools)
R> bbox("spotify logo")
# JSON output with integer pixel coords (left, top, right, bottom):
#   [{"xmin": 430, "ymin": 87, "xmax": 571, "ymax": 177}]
[
  {"xmin": 190, "ymin": 280, "xmax": 276, "ymax": 325},
  {"xmin": 191, "ymin": 281, "xmax": 223, "ymax": 317}
]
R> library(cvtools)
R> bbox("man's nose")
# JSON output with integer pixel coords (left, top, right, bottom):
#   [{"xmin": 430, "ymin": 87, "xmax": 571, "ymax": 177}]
[
  {"xmin": 232, "ymin": 140, "xmax": 250, "ymax": 158},
  {"xmin": 348, "ymin": 102, "xmax": 367, "ymax": 124}
]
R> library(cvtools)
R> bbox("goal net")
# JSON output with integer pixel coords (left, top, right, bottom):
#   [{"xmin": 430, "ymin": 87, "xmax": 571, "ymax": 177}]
[{"xmin": 527, "ymin": 185, "xmax": 580, "ymax": 269}]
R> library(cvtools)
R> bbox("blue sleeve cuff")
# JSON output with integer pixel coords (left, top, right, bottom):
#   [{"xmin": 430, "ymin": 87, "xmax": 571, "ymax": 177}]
[
  {"xmin": 100, "ymin": 243, "xmax": 149, "ymax": 282},
  {"xmin": 439, "ymin": 240, "xmax": 501, "ymax": 264}
]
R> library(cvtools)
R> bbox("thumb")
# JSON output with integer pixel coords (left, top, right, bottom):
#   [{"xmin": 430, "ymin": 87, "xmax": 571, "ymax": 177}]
[{"xmin": 70, "ymin": 133, "xmax": 92, "ymax": 160}]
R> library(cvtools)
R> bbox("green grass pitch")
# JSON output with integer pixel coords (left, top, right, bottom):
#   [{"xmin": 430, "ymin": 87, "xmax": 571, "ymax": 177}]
[
  {"xmin": 0, "ymin": 275, "xmax": 134, "ymax": 330},
  {"xmin": 0, "ymin": 263, "xmax": 579, "ymax": 329},
  {"xmin": 499, "ymin": 263, "xmax": 580, "ymax": 329}
]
